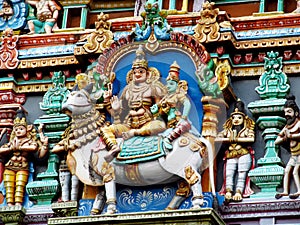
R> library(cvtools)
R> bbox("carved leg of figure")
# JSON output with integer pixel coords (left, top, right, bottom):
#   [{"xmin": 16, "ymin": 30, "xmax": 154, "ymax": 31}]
[
  {"xmin": 104, "ymin": 180, "xmax": 117, "ymax": 214},
  {"xmin": 289, "ymin": 162, "xmax": 300, "ymax": 199},
  {"xmin": 3, "ymin": 169, "xmax": 16, "ymax": 206},
  {"xmin": 27, "ymin": 20, "xmax": 36, "ymax": 34},
  {"xmin": 275, "ymin": 164, "xmax": 292, "ymax": 199},
  {"xmin": 15, "ymin": 170, "xmax": 29, "ymax": 206},
  {"xmin": 189, "ymin": 171, "xmax": 203, "ymax": 208},
  {"xmin": 90, "ymin": 189, "xmax": 106, "ymax": 215},
  {"xmin": 225, "ymin": 158, "xmax": 238, "ymax": 203},
  {"xmin": 59, "ymin": 170, "xmax": 71, "ymax": 202},
  {"xmin": 166, "ymin": 181, "xmax": 190, "ymax": 210},
  {"xmin": 101, "ymin": 124, "xmax": 129, "ymax": 162},
  {"xmin": 232, "ymin": 154, "xmax": 251, "ymax": 202},
  {"xmin": 44, "ymin": 21, "xmax": 55, "ymax": 34},
  {"xmin": 71, "ymin": 175, "xmax": 79, "ymax": 201}
]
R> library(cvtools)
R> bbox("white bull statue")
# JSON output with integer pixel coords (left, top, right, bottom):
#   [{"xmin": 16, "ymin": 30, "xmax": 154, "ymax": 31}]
[{"xmin": 53, "ymin": 86, "xmax": 216, "ymax": 214}]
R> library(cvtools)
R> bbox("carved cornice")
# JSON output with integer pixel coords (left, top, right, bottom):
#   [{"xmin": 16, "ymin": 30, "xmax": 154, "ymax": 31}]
[
  {"xmin": 0, "ymin": 77, "xmax": 75, "ymax": 94},
  {"xmin": 48, "ymin": 208, "xmax": 225, "ymax": 225},
  {"xmin": 220, "ymin": 198, "xmax": 300, "ymax": 219},
  {"xmin": 18, "ymin": 56, "xmax": 79, "ymax": 69},
  {"xmin": 219, "ymin": 32, "xmax": 300, "ymax": 49},
  {"xmin": 18, "ymin": 33, "xmax": 82, "ymax": 48},
  {"xmin": 231, "ymin": 13, "xmax": 300, "ymax": 31}
]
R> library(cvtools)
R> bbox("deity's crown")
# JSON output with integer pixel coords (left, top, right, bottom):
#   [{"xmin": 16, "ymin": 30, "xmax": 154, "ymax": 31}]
[
  {"xmin": 132, "ymin": 45, "xmax": 148, "ymax": 69},
  {"xmin": 166, "ymin": 61, "xmax": 180, "ymax": 82},
  {"xmin": 75, "ymin": 73, "xmax": 89, "ymax": 83},
  {"xmin": 13, "ymin": 117, "xmax": 27, "ymax": 127}
]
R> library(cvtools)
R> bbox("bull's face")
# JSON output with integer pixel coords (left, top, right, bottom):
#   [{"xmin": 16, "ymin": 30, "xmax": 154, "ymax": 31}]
[{"xmin": 63, "ymin": 89, "xmax": 93, "ymax": 116}]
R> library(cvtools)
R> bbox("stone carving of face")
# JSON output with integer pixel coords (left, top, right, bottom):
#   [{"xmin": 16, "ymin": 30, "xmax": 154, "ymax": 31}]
[
  {"xmin": 284, "ymin": 107, "xmax": 297, "ymax": 125},
  {"xmin": 133, "ymin": 67, "xmax": 147, "ymax": 84},
  {"xmin": 166, "ymin": 80, "xmax": 178, "ymax": 94},
  {"xmin": 232, "ymin": 114, "xmax": 244, "ymax": 126},
  {"xmin": 15, "ymin": 125, "xmax": 27, "ymax": 138}
]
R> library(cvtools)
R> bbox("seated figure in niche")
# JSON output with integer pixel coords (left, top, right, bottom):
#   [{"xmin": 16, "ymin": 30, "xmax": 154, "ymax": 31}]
[
  {"xmin": 26, "ymin": 0, "xmax": 61, "ymax": 34},
  {"xmin": 100, "ymin": 45, "xmax": 167, "ymax": 162},
  {"xmin": 216, "ymin": 100, "xmax": 255, "ymax": 203},
  {"xmin": 40, "ymin": 71, "xmax": 70, "ymax": 114},
  {"xmin": 150, "ymin": 61, "xmax": 191, "ymax": 149},
  {"xmin": 0, "ymin": 110, "xmax": 48, "ymax": 206}
]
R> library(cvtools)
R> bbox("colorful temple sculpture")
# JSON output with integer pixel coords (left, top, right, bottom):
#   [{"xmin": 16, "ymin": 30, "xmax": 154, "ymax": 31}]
[{"xmin": 1, "ymin": 0, "xmax": 300, "ymax": 225}]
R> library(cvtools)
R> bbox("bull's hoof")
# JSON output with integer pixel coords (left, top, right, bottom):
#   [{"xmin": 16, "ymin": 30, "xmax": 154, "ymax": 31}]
[
  {"xmin": 90, "ymin": 208, "xmax": 101, "ymax": 215},
  {"xmin": 191, "ymin": 195, "xmax": 204, "ymax": 209},
  {"xmin": 106, "ymin": 203, "xmax": 117, "ymax": 214}
]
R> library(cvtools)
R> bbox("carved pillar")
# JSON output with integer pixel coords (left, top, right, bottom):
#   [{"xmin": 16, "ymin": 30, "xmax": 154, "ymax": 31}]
[
  {"xmin": 26, "ymin": 72, "xmax": 70, "ymax": 205},
  {"xmin": 248, "ymin": 51, "xmax": 289, "ymax": 198},
  {"xmin": 201, "ymin": 97, "xmax": 226, "ymax": 192}
]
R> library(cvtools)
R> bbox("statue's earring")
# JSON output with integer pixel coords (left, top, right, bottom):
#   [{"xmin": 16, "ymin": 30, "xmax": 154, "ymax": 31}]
[{"xmin": 146, "ymin": 71, "xmax": 151, "ymax": 84}]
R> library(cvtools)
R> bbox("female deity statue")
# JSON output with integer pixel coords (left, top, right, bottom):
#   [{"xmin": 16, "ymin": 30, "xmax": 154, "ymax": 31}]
[{"xmin": 150, "ymin": 61, "xmax": 191, "ymax": 149}]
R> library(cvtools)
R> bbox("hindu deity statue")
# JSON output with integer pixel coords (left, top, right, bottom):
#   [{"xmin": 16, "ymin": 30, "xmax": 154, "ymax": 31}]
[
  {"xmin": 133, "ymin": 0, "xmax": 172, "ymax": 40},
  {"xmin": 26, "ymin": 0, "xmax": 61, "ymax": 34},
  {"xmin": 150, "ymin": 61, "xmax": 191, "ymax": 149},
  {"xmin": 40, "ymin": 71, "xmax": 70, "ymax": 114},
  {"xmin": 0, "ymin": 0, "xmax": 13, "ymax": 21},
  {"xmin": 216, "ymin": 100, "xmax": 255, "ymax": 203},
  {"xmin": 0, "ymin": 110, "xmax": 48, "ymax": 206},
  {"xmin": 100, "ymin": 45, "xmax": 167, "ymax": 162},
  {"xmin": 275, "ymin": 95, "xmax": 300, "ymax": 199}
]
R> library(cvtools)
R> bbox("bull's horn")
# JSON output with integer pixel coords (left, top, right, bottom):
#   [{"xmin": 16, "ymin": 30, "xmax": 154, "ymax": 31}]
[{"xmin": 84, "ymin": 83, "xmax": 94, "ymax": 94}]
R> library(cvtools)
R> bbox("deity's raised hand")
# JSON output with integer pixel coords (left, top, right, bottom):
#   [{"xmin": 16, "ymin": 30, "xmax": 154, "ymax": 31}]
[{"xmin": 111, "ymin": 96, "xmax": 121, "ymax": 113}]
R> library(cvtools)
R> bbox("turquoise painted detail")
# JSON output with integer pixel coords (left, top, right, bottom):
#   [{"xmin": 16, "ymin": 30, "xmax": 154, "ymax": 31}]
[
  {"xmin": 255, "ymin": 51, "xmax": 289, "ymax": 99},
  {"xmin": 39, "ymin": 71, "xmax": 70, "ymax": 115},
  {"xmin": 80, "ymin": 7, "xmax": 88, "ymax": 28},
  {"xmin": 27, "ymin": 72, "xmax": 71, "ymax": 205},
  {"xmin": 132, "ymin": 0, "xmax": 172, "ymax": 41},
  {"xmin": 115, "ymin": 136, "xmax": 165, "ymax": 164},
  {"xmin": 248, "ymin": 51, "xmax": 289, "ymax": 198}
]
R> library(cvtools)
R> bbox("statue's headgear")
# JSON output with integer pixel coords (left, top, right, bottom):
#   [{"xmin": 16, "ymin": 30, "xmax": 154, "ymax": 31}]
[
  {"xmin": 166, "ymin": 61, "xmax": 180, "ymax": 82},
  {"xmin": 231, "ymin": 99, "xmax": 246, "ymax": 117},
  {"xmin": 284, "ymin": 95, "xmax": 299, "ymax": 115},
  {"xmin": 14, "ymin": 109, "xmax": 27, "ymax": 128},
  {"xmin": 132, "ymin": 45, "xmax": 148, "ymax": 69}
]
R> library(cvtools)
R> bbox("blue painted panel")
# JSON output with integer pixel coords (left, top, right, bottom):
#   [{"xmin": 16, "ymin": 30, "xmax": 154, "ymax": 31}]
[
  {"xmin": 0, "ymin": 0, "xmax": 28, "ymax": 31},
  {"xmin": 78, "ymin": 183, "xmax": 213, "ymax": 216},
  {"xmin": 113, "ymin": 50, "xmax": 203, "ymax": 132}
]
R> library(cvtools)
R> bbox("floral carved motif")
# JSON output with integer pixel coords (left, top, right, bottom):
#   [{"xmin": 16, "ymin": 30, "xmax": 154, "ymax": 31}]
[
  {"xmin": 193, "ymin": 1, "xmax": 220, "ymax": 43},
  {"xmin": 77, "ymin": 12, "xmax": 114, "ymax": 55},
  {"xmin": 0, "ymin": 28, "xmax": 19, "ymax": 69}
]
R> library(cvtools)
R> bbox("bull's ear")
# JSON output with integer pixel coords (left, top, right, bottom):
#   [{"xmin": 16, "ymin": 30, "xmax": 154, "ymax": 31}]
[
  {"xmin": 72, "ymin": 84, "xmax": 79, "ymax": 91},
  {"xmin": 84, "ymin": 83, "xmax": 94, "ymax": 94}
]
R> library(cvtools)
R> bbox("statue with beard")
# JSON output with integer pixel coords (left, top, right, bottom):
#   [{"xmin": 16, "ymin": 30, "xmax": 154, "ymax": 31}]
[
  {"xmin": 275, "ymin": 95, "xmax": 300, "ymax": 199},
  {"xmin": 216, "ymin": 100, "xmax": 255, "ymax": 203}
]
